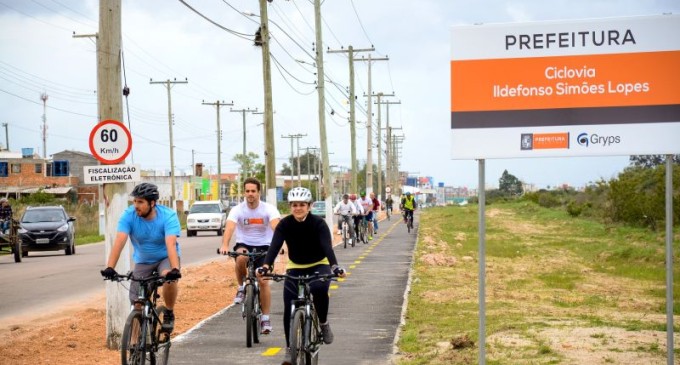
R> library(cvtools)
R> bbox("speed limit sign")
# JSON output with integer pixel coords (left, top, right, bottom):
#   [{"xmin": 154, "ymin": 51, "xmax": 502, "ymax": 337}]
[{"xmin": 89, "ymin": 120, "xmax": 132, "ymax": 164}]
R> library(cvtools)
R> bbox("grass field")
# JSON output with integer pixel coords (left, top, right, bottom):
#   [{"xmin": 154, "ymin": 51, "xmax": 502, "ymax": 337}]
[{"xmin": 396, "ymin": 201, "xmax": 680, "ymax": 365}]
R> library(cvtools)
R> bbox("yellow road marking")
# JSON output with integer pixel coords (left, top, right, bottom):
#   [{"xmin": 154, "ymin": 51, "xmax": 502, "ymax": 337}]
[
  {"xmin": 349, "ymin": 265, "xmax": 356, "ymax": 269},
  {"xmin": 330, "ymin": 284, "xmax": 338, "ymax": 290},
  {"xmin": 354, "ymin": 260, "xmax": 361, "ymax": 264},
  {"xmin": 263, "ymin": 347, "xmax": 283, "ymax": 356}
]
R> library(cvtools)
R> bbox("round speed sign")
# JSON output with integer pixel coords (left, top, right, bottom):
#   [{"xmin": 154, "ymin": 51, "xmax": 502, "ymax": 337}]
[{"xmin": 89, "ymin": 120, "xmax": 132, "ymax": 164}]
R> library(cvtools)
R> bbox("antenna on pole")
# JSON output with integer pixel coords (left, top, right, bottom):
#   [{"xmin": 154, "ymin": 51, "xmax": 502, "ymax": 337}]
[{"xmin": 40, "ymin": 92, "xmax": 48, "ymax": 158}]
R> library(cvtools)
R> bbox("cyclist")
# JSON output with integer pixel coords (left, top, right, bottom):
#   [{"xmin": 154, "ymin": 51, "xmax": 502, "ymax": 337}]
[
  {"xmin": 333, "ymin": 193, "xmax": 357, "ymax": 242},
  {"xmin": 257, "ymin": 187, "xmax": 346, "ymax": 365},
  {"xmin": 400, "ymin": 191, "xmax": 417, "ymax": 225},
  {"xmin": 349, "ymin": 194, "xmax": 364, "ymax": 240},
  {"xmin": 100, "ymin": 183, "xmax": 182, "ymax": 332},
  {"xmin": 219, "ymin": 176, "xmax": 281, "ymax": 335},
  {"xmin": 370, "ymin": 192, "xmax": 380, "ymax": 234},
  {"xmin": 0, "ymin": 198, "xmax": 12, "ymax": 234},
  {"xmin": 358, "ymin": 191, "xmax": 374, "ymax": 240},
  {"xmin": 385, "ymin": 195, "xmax": 394, "ymax": 216}
]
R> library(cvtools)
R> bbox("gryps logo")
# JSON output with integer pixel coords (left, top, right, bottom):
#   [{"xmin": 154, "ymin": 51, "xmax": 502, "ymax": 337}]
[{"xmin": 577, "ymin": 133, "xmax": 589, "ymax": 147}]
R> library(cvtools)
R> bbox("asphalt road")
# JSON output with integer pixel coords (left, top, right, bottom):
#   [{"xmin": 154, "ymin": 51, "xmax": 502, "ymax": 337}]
[
  {"xmin": 0, "ymin": 230, "xmax": 226, "ymax": 322},
  {"xmin": 169, "ymin": 213, "xmax": 418, "ymax": 365}
]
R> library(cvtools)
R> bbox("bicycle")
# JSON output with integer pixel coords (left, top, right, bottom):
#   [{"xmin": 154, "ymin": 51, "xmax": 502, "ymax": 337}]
[
  {"xmin": 105, "ymin": 272, "xmax": 173, "ymax": 365},
  {"xmin": 385, "ymin": 205, "xmax": 392, "ymax": 221},
  {"xmin": 336, "ymin": 214, "xmax": 353, "ymax": 249},
  {"xmin": 265, "ymin": 272, "xmax": 338, "ymax": 365},
  {"xmin": 405, "ymin": 210, "xmax": 414, "ymax": 233},
  {"xmin": 357, "ymin": 215, "xmax": 368, "ymax": 244},
  {"xmin": 218, "ymin": 249, "xmax": 267, "ymax": 347}
]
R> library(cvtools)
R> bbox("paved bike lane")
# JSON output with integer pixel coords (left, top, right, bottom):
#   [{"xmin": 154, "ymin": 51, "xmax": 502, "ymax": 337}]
[{"xmin": 169, "ymin": 213, "xmax": 418, "ymax": 364}]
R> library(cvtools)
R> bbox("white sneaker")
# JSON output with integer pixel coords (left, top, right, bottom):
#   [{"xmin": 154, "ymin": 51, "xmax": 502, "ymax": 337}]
[{"xmin": 234, "ymin": 287, "xmax": 245, "ymax": 304}]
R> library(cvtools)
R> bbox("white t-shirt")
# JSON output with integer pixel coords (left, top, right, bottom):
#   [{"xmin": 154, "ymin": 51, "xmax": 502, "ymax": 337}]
[
  {"xmin": 334, "ymin": 200, "xmax": 357, "ymax": 216},
  {"xmin": 359, "ymin": 196, "xmax": 373, "ymax": 215},
  {"xmin": 351, "ymin": 200, "xmax": 364, "ymax": 214},
  {"xmin": 227, "ymin": 201, "xmax": 281, "ymax": 247}
]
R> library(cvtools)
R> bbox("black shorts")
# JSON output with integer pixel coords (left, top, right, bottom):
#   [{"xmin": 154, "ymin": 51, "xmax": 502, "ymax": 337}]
[{"xmin": 233, "ymin": 243, "xmax": 269, "ymax": 268}]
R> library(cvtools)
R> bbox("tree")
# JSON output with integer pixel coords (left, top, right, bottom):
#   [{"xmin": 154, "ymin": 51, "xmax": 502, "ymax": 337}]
[
  {"xmin": 233, "ymin": 152, "xmax": 261, "ymax": 178},
  {"xmin": 498, "ymin": 169, "xmax": 523, "ymax": 196},
  {"xmin": 629, "ymin": 155, "xmax": 680, "ymax": 168}
]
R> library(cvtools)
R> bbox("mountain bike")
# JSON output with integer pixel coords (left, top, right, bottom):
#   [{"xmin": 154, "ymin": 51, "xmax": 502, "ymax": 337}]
[
  {"xmin": 405, "ymin": 210, "xmax": 414, "ymax": 233},
  {"xmin": 218, "ymin": 249, "xmax": 267, "ymax": 347},
  {"xmin": 336, "ymin": 214, "xmax": 353, "ymax": 249},
  {"xmin": 266, "ymin": 272, "xmax": 338, "ymax": 365},
  {"xmin": 385, "ymin": 205, "xmax": 392, "ymax": 221},
  {"xmin": 105, "ymin": 272, "xmax": 173, "ymax": 365}
]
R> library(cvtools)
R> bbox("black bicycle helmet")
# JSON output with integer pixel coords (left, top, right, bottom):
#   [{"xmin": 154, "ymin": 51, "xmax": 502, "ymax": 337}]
[{"xmin": 130, "ymin": 183, "xmax": 159, "ymax": 201}]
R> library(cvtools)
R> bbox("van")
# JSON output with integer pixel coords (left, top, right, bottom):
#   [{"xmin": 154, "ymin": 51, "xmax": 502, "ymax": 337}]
[{"xmin": 185, "ymin": 200, "xmax": 227, "ymax": 237}]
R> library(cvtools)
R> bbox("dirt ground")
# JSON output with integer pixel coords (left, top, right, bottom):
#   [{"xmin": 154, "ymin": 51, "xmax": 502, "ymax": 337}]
[{"xmin": 0, "ymin": 256, "xmax": 245, "ymax": 365}]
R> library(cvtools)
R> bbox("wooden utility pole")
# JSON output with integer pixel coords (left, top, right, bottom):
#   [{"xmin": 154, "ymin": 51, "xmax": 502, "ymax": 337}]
[
  {"xmin": 150, "ymin": 78, "xmax": 187, "ymax": 209},
  {"xmin": 203, "ymin": 100, "xmax": 233, "ymax": 200},
  {"xmin": 327, "ymin": 45, "xmax": 373, "ymax": 194},
  {"xmin": 98, "ymin": 0, "xmax": 128, "ymax": 350},
  {"xmin": 258, "ymin": 0, "xmax": 277, "ymax": 204},
  {"xmin": 374, "ymin": 94, "xmax": 398, "ymax": 200},
  {"xmin": 356, "ymin": 55, "xmax": 388, "ymax": 196}
]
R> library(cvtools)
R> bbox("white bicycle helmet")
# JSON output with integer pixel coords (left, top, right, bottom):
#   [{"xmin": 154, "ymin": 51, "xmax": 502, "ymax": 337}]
[{"xmin": 288, "ymin": 187, "xmax": 312, "ymax": 203}]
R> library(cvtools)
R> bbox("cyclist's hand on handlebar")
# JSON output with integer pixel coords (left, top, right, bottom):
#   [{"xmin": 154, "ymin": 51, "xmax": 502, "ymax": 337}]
[
  {"xmin": 332, "ymin": 265, "xmax": 346, "ymax": 278},
  {"xmin": 101, "ymin": 267, "xmax": 118, "ymax": 280},
  {"xmin": 217, "ymin": 246, "xmax": 229, "ymax": 255},
  {"xmin": 165, "ymin": 268, "xmax": 182, "ymax": 281},
  {"xmin": 256, "ymin": 265, "xmax": 270, "ymax": 277}
]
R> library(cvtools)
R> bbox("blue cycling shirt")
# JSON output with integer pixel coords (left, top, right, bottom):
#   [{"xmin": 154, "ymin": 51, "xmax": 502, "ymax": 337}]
[{"xmin": 117, "ymin": 204, "xmax": 181, "ymax": 264}]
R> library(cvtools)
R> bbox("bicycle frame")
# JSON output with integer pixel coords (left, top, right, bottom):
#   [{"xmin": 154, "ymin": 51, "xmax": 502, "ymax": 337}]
[{"xmin": 225, "ymin": 250, "xmax": 267, "ymax": 347}]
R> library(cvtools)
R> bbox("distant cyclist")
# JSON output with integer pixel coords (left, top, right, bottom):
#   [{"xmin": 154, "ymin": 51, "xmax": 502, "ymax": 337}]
[
  {"xmin": 333, "ymin": 193, "xmax": 357, "ymax": 241},
  {"xmin": 219, "ymin": 176, "xmax": 281, "ymax": 335},
  {"xmin": 385, "ymin": 195, "xmax": 394, "ymax": 214},
  {"xmin": 100, "ymin": 182, "xmax": 182, "ymax": 333},
  {"xmin": 370, "ymin": 192, "xmax": 380, "ymax": 234},
  {"xmin": 257, "ymin": 187, "xmax": 346, "ymax": 365},
  {"xmin": 400, "ymin": 191, "xmax": 417, "ymax": 225},
  {"xmin": 358, "ymin": 191, "xmax": 374, "ymax": 240},
  {"xmin": 349, "ymin": 194, "xmax": 364, "ymax": 239}
]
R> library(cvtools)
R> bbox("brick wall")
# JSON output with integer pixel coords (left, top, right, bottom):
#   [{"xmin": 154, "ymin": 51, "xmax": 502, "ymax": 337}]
[{"xmin": 0, "ymin": 159, "xmax": 75, "ymax": 187}]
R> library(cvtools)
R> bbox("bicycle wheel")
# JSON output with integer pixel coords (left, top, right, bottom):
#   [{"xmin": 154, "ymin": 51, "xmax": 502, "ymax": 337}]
[
  {"xmin": 151, "ymin": 306, "xmax": 171, "ymax": 365},
  {"xmin": 245, "ymin": 284, "xmax": 255, "ymax": 348},
  {"xmin": 253, "ymin": 285, "xmax": 261, "ymax": 344},
  {"xmin": 289, "ymin": 309, "xmax": 306, "ymax": 365},
  {"xmin": 307, "ymin": 308, "xmax": 319, "ymax": 365},
  {"xmin": 342, "ymin": 223, "xmax": 348, "ymax": 249},
  {"xmin": 121, "ymin": 310, "xmax": 147, "ymax": 365}
]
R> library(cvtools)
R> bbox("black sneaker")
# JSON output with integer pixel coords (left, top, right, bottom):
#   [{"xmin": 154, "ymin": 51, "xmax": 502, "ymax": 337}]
[
  {"xmin": 161, "ymin": 310, "xmax": 175, "ymax": 332},
  {"xmin": 321, "ymin": 323, "xmax": 334, "ymax": 344}
]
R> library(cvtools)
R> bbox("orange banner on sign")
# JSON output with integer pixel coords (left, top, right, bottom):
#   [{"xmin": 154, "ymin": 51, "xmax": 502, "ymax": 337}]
[
  {"xmin": 450, "ymin": 51, "xmax": 680, "ymax": 112},
  {"xmin": 532, "ymin": 133, "xmax": 569, "ymax": 149}
]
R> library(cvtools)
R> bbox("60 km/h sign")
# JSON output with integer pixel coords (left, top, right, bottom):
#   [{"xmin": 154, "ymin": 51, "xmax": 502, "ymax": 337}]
[{"xmin": 89, "ymin": 119, "xmax": 132, "ymax": 164}]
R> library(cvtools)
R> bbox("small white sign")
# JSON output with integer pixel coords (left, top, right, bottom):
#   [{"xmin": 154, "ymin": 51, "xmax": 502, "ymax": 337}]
[
  {"xmin": 89, "ymin": 120, "xmax": 132, "ymax": 164},
  {"xmin": 83, "ymin": 164, "xmax": 141, "ymax": 184}
]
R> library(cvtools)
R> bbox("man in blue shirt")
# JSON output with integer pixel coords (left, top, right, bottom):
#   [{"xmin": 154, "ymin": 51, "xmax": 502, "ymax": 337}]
[{"xmin": 101, "ymin": 183, "xmax": 182, "ymax": 332}]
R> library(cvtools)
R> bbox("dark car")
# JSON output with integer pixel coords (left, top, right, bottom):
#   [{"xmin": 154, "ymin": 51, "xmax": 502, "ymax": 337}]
[{"xmin": 18, "ymin": 206, "xmax": 76, "ymax": 256}]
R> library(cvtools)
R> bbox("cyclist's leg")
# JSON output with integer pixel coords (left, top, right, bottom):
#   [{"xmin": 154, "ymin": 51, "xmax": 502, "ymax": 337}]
[
  {"xmin": 307, "ymin": 265, "xmax": 332, "ymax": 324},
  {"xmin": 158, "ymin": 257, "xmax": 181, "ymax": 310},
  {"xmin": 253, "ymin": 246, "xmax": 271, "ymax": 316},
  {"xmin": 353, "ymin": 216, "xmax": 361, "ymax": 238},
  {"xmin": 348, "ymin": 218, "xmax": 356, "ymax": 240},
  {"xmin": 130, "ymin": 262, "xmax": 156, "ymax": 309},
  {"xmin": 366, "ymin": 212, "xmax": 374, "ymax": 238},
  {"xmin": 233, "ymin": 243, "xmax": 249, "ymax": 287}
]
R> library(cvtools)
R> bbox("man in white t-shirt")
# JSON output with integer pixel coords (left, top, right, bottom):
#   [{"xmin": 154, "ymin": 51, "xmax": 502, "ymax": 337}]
[
  {"xmin": 219, "ymin": 177, "xmax": 281, "ymax": 334},
  {"xmin": 333, "ymin": 194, "xmax": 357, "ymax": 241}
]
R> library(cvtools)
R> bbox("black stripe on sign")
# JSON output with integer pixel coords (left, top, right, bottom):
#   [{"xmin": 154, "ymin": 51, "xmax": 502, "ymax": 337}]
[{"xmin": 451, "ymin": 104, "xmax": 680, "ymax": 129}]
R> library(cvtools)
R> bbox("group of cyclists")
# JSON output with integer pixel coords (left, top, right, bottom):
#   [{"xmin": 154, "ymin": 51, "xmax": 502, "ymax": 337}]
[{"xmin": 100, "ymin": 178, "xmax": 415, "ymax": 365}]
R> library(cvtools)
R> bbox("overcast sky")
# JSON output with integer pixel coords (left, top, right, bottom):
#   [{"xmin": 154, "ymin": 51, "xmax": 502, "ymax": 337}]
[{"xmin": 1, "ymin": 0, "xmax": 678, "ymax": 190}]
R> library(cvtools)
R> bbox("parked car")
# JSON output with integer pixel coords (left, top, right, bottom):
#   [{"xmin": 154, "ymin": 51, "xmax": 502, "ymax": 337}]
[
  {"xmin": 311, "ymin": 200, "xmax": 327, "ymax": 218},
  {"xmin": 185, "ymin": 200, "xmax": 227, "ymax": 237},
  {"xmin": 18, "ymin": 205, "xmax": 76, "ymax": 256}
]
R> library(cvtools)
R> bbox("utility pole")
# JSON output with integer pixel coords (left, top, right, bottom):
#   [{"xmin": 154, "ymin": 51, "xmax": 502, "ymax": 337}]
[
  {"xmin": 372, "ymin": 92, "xmax": 395, "ymax": 201},
  {"xmin": 203, "ymin": 100, "xmax": 233, "ymax": 200},
  {"xmin": 375, "ymin": 95, "xmax": 399, "ymax": 200},
  {"xmin": 40, "ymin": 92, "xmax": 48, "ymax": 158},
  {"xmin": 282, "ymin": 134, "xmax": 305, "ymax": 187},
  {"xmin": 230, "ymin": 107, "xmax": 256, "ymax": 201},
  {"xmin": 97, "ymin": 0, "xmax": 127, "ymax": 350},
  {"xmin": 150, "ymin": 78, "xmax": 187, "ymax": 209},
  {"xmin": 257, "ymin": 0, "xmax": 277, "ymax": 204},
  {"xmin": 312, "ymin": 0, "xmax": 334, "ymax": 226},
  {"xmin": 393, "ymin": 134, "xmax": 405, "ymax": 194},
  {"xmin": 2, "ymin": 123, "xmax": 8, "ymax": 150},
  {"xmin": 356, "ymin": 54, "xmax": 388, "ymax": 196},
  {"xmin": 327, "ymin": 45, "xmax": 374, "ymax": 194}
]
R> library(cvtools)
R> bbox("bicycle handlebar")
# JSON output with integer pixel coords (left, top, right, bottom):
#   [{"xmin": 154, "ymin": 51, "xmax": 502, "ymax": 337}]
[
  {"xmin": 264, "ymin": 272, "xmax": 338, "ymax": 284},
  {"xmin": 103, "ymin": 271, "xmax": 174, "ymax": 284},
  {"xmin": 216, "ymin": 249, "xmax": 268, "ymax": 258}
]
